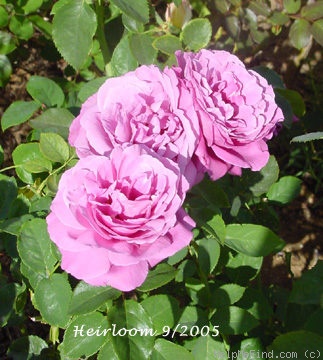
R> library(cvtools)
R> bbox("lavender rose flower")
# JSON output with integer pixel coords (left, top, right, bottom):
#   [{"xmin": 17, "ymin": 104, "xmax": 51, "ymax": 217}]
[
  {"xmin": 175, "ymin": 50, "xmax": 284, "ymax": 180},
  {"xmin": 69, "ymin": 64, "xmax": 200, "ymax": 188},
  {"xmin": 46, "ymin": 145, "xmax": 195, "ymax": 291}
]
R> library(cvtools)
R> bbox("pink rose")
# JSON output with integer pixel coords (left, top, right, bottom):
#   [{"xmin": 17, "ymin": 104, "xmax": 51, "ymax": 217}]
[
  {"xmin": 46, "ymin": 145, "xmax": 195, "ymax": 291},
  {"xmin": 69, "ymin": 65, "xmax": 200, "ymax": 188},
  {"xmin": 175, "ymin": 50, "xmax": 284, "ymax": 180}
]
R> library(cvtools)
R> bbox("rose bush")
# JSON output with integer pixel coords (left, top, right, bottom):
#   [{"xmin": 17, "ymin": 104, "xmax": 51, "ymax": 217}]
[
  {"xmin": 69, "ymin": 64, "xmax": 200, "ymax": 188},
  {"xmin": 46, "ymin": 145, "xmax": 195, "ymax": 291},
  {"xmin": 175, "ymin": 49, "xmax": 284, "ymax": 180}
]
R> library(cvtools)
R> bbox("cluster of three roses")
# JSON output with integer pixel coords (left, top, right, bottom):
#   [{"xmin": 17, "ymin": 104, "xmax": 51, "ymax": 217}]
[{"xmin": 46, "ymin": 50, "xmax": 284, "ymax": 291}]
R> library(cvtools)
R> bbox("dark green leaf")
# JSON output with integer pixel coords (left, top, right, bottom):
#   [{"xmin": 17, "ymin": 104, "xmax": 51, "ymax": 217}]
[
  {"xmin": 275, "ymin": 88, "xmax": 305, "ymax": 117},
  {"xmin": 177, "ymin": 306, "xmax": 208, "ymax": 330},
  {"xmin": 107, "ymin": 300, "xmax": 155, "ymax": 360},
  {"xmin": 252, "ymin": 66, "xmax": 285, "ymax": 89},
  {"xmin": 53, "ymin": 0, "xmax": 97, "ymax": 70},
  {"xmin": 78, "ymin": 77, "xmax": 107, "ymax": 103},
  {"xmin": 311, "ymin": 19, "xmax": 323, "ymax": 47},
  {"xmin": 190, "ymin": 336, "xmax": 226, "ymax": 360},
  {"xmin": 129, "ymin": 33, "xmax": 157, "ymax": 65},
  {"xmin": 193, "ymin": 177, "xmax": 230, "ymax": 208},
  {"xmin": 153, "ymin": 35, "xmax": 182, "ymax": 56},
  {"xmin": 210, "ymin": 283, "xmax": 245, "ymax": 308},
  {"xmin": 26, "ymin": 76, "xmax": 64, "ymax": 107},
  {"xmin": 196, "ymin": 237, "xmax": 221, "ymax": 275},
  {"xmin": 0, "ymin": 283, "xmax": 16, "ymax": 326},
  {"xmin": 225, "ymin": 224, "xmax": 285, "ymax": 257},
  {"xmin": 152, "ymin": 339, "xmax": 195, "ymax": 360},
  {"xmin": 274, "ymin": 91, "xmax": 294, "ymax": 128},
  {"xmin": 210, "ymin": 306, "xmax": 259, "ymax": 335},
  {"xmin": 268, "ymin": 331, "xmax": 323, "ymax": 357},
  {"xmin": 141, "ymin": 295, "xmax": 180, "ymax": 335},
  {"xmin": 269, "ymin": 11, "xmax": 290, "ymax": 25},
  {"xmin": 0, "ymin": 54, "xmax": 12, "ymax": 87},
  {"xmin": 0, "ymin": 174, "xmax": 17, "ymax": 219},
  {"xmin": 109, "ymin": 35, "xmax": 138, "ymax": 76},
  {"xmin": 110, "ymin": 0, "xmax": 149, "ymax": 24},
  {"xmin": 29, "ymin": 108, "xmax": 75, "ymax": 139},
  {"xmin": 138, "ymin": 263, "xmax": 177, "ymax": 292},
  {"xmin": 34, "ymin": 273, "xmax": 72, "ymax": 328},
  {"xmin": 248, "ymin": 1, "xmax": 270, "ymax": 16},
  {"xmin": 69, "ymin": 281, "xmax": 121, "ymax": 315},
  {"xmin": 7, "ymin": 335, "xmax": 48, "ymax": 359},
  {"xmin": 304, "ymin": 308, "xmax": 323, "ymax": 336},
  {"xmin": 181, "ymin": 18, "xmax": 212, "ymax": 51},
  {"xmin": 1, "ymin": 100, "xmax": 40, "ymax": 131},
  {"xmin": 289, "ymin": 19, "xmax": 312, "ymax": 50},
  {"xmin": 291, "ymin": 131, "xmax": 323, "ymax": 143},
  {"xmin": 122, "ymin": 13, "xmax": 144, "ymax": 32},
  {"xmin": 0, "ymin": 6, "xmax": 9, "ymax": 28},
  {"xmin": 39, "ymin": 132, "xmax": 70, "ymax": 163},
  {"xmin": 224, "ymin": 15, "xmax": 240, "ymax": 39},
  {"xmin": 59, "ymin": 312, "xmax": 110, "ymax": 359},
  {"xmin": 0, "ymin": 143, "xmax": 3, "ymax": 165},
  {"xmin": 267, "ymin": 176, "xmax": 301, "ymax": 204},
  {"xmin": 0, "ymin": 214, "xmax": 34, "ymax": 236},
  {"xmin": 234, "ymin": 338, "xmax": 264, "ymax": 359}
]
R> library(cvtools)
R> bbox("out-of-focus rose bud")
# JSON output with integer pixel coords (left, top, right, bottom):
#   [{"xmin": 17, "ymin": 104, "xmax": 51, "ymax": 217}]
[{"xmin": 165, "ymin": 0, "xmax": 192, "ymax": 29}]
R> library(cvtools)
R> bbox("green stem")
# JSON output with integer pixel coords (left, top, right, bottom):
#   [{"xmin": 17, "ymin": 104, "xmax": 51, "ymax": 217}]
[
  {"xmin": 0, "ymin": 164, "xmax": 20, "ymax": 173},
  {"xmin": 95, "ymin": 1, "xmax": 111, "ymax": 66}
]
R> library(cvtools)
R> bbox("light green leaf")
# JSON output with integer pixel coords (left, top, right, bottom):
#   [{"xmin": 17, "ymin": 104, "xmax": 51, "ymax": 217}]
[
  {"xmin": 22, "ymin": 0, "xmax": 43, "ymax": 14},
  {"xmin": 110, "ymin": 0, "xmax": 149, "ymax": 24},
  {"xmin": 190, "ymin": 336, "xmax": 226, "ymax": 360},
  {"xmin": 138, "ymin": 263, "xmax": 177, "ymax": 292},
  {"xmin": 267, "ymin": 176, "xmax": 301, "ymax": 204},
  {"xmin": 109, "ymin": 35, "xmax": 138, "ymax": 76},
  {"xmin": 181, "ymin": 18, "xmax": 212, "ymax": 51},
  {"xmin": 9, "ymin": 16, "xmax": 33, "ymax": 40},
  {"xmin": 152, "ymin": 339, "xmax": 194, "ymax": 360},
  {"xmin": 234, "ymin": 338, "xmax": 264, "ymax": 359},
  {"xmin": 301, "ymin": 1, "xmax": 323, "ymax": 21},
  {"xmin": 196, "ymin": 237, "xmax": 221, "ymax": 275},
  {"xmin": 34, "ymin": 273, "xmax": 72, "ymax": 328},
  {"xmin": 311, "ymin": 19, "xmax": 323, "ymax": 47},
  {"xmin": 1, "ymin": 100, "xmax": 40, "ymax": 131},
  {"xmin": 129, "ymin": 33, "xmax": 157, "ymax": 65},
  {"xmin": 0, "ymin": 54, "xmax": 12, "ymax": 87},
  {"xmin": 225, "ymin": 224, "xmax": 285, "ymax": 257},
  {"xmin": 69, "ymin": 281, "xmax": 121, "ymax": 315},
  {"xmin": 289, "ymin": 19, "xmax": 312, "ymax": 50},
  {"xmin": 39, "ymin": 132, "xmax": 70, "ymax": 163},
  {"xmin": 52, "ymin": 0, "xmax": 97, "ymax": 70},
  {"xmin": 107, "ymin": 300, "xmax": 155, "ymax": 360},
  {"xmin": 291, "ymin": 131, "xmax": 323, "ymax": 143},
  {"xmin": 29, "ymin": 108, "xmax": 75, "ymax": 139},
  {"xmin": 211, "ymin": 283, "xmax": 245, "ymax": 308},
  {"xmin": 141, "ymin": 295, "xmax": 180, "ymax": 335},
  {"xmin": 177, "ymin": 306, "xmax": 208, "ymax": 330},
  {"xmin": 283, "ymin": 0, "xmax": 301, "ymax": 14},
  {"xmin": 17, "ymin": 219, "xmax": 58, "ymax": 280},
  {"xmin": 12, "ymin": 143, "xmax": 52, "ymax": 183},
  {"xmin": 59, "ymin": 312, "xmax": 109, "ymax": 359},
  {"xmin": 210, "ymin": 306, "xmax": 259, "ymax": 335},
  {"xmin": 153, "ymin": 35, "xmax": 183, "ymax": 56},
  {"xmin": 122, "ymin": 13, "xmax": 144, "ymax": 32},
  {"xmin": 26, "ymin": 76, "xmax": 64, "ymax": 107}
]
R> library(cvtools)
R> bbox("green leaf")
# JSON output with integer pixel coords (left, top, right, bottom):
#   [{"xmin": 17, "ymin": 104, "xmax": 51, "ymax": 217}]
[
  {"xmin": 211, "ymin": 283, "xmax": 245, "ymax": 308},
  {"xmin": 122, "ymin": 13, "xmax": 144, "ymax": 32},
  {"xmin": 39, "ymin": 132, "xmax": 70, "ymax": 163},
  {"xmin": 0, "ymin": 143, "xmax": 3, "ymax": 165},
  {"xmin": 141, "ymin": 295, "xmax": 180, "ymax": 335},
  {"xmin": 177, "ymin": 306, "xmax": 208, "ymax": 330},
  {"xmin": 0, "ymin": 214, "xmax": 34, "ymax": 236},
  {"xmin": 275, "ymin": 88, "xmax": 306, "ymax": 117},
  {"xmin": 210, "ymin": 306, "xmax": 259, "ymax": 335},
  {"xmin": 152, "ymin": 339, "xmax": 194, "ymax": 360},
  {"xmin": 29, "ymin": 108, "xmax": 75, "ymax": 139},
  {"xmin": 248, "ymin": 1, "xmax": 270, "ymax": 17},
  {"xmin": 138, "ymin": 263, "xmax": 177, "ymax": 292},
  {"xmin": 268, "ymin": 331, "xmax": 323, "ymax": 357},
  {"xmin": 12, "ymin": 143, "xmax": 52, "ymax": 183},
  {"xmin": 234, "ymin": 338, "xmax": 264, "ymax": 359},
  {"xmin": 0, "ymin": 54, "xmax": 12, "ymax": 87},
  {"xmin": 9, "ymin": 16, "xmax": 33, "ymax": 40},
  {"xmin": 34, "ymin": 273, "xmax": 72, "ymax": 328},
  {"xmin": 283, "ymin": 0, "xmax": 301, "ymax": 14},
  {"xmin": 0, "ymin": 6, "xmax": 9, "ymax": 28},
  {"xmin": 267, "ymin": 176, "xmax": 301, "ymax": 204},
  {"xmin": 236, "ymin": 287, "xmax": 273, "ymax": 320},
  {"xmin": 225, "ymin": 224, "xmax": 285, "ymax": 257},
  {"xmin": 20, "ymin": 262, "xmax": 46, "ymax": 290},
  {"xmin": 0, "ymin": 31, "xmax": 16, "ymax": 55},
  {"xmin": 7, "ymin": 335, "xmax": 48, "ymax": 359},
  {"xmin": 107, "ymin": 300, "xmax": 155, "ymax": 360},
  {"xmin": 110, "ymin": 0, "xmax": 149, "ymax": 24},
  {"xmin": 224, "ymin": 15, "xmax": 240, "ymax": 39},
  {"xmin": 190, "ymin": 336, "xmax": 226, "ymax": 360},
  {"xmin": 193, "ymin": 177, "xmax": 230, "ymax": 208},
  {"xmin": 153, "ymin": 35, "xmax": 182, "ymax": 56},
  {"xmin": 248, "ymin": 156, "xmax": 280, "ymax": 197},
  {"xmin": 291, "ymin": 131, "xmax": 323, "ymax": 143},
  {"xmin": 26, "ymin": 76, "xmax": 64, "ymax": 107},
  {"xmin": 52, "ymin": 0, "xmax": 97, "ymax": 70},
  {"xmin": 289, "ymin": 262, "xmax": 323, "ymax": 305},
  {"xmin": 0, "ymin": 283, "xmax": 16, "ymax": 326},
  {"xmin": 129, "ymin": 33, "xmax": 157, "ymax": 65},
  {"xmin": 17, "ymin": 219, "xmax": 58, "ymax": 281},
  {"xmin": 59, "ymin": 312, "xmax": 109, "ymax": 359},
  {"xmin": 29, "ymin": 14, "xmax": 52, "ymax": 38},
  {"xmin": 311, "ymin": 19, "xmax": 323, "ymax": 47},
  {"xmin": 69, "ymin": 281, "xmax": 121, "ymax": 315},
  {"xmin": 252, "ymin": 66, "xmax": 285, "ymax": 88},
  {"xmin": 109, "ymin": 35, "xmax": 138, "ymax": 76},
  {"xmin": 181, "ymin": 18, "xmax": 212, "ymax": 51},
  {"xmin": 98, "ymin": 339, "xmax": 120, "ymax": 360},
  {"xmin": 289, "ymin": 19, "xmax": 312, "ymax": 50},
  {"xmin": 274, "ymin": 91, "xmax": 294, "ymax": 128},
  {"xmin": 22, "ymin": 0, "xmax": 43, "ymax": 14},
  {"xmin": 301, "ymin": 1, "xmax": 323, "ymax": 21},
  {"xmin": 196, "ymin": 237, "xmax": 221, "ymax": 275},
  {"xmin": 304, "ymin": 308, "xmax": 323, "ymax": 336},
  {"xmin": 78, "ymin": 77, "xmax": 107, "ymax": 103},
  {"xmin": 269, "ymin": 11, "xmax": 290, "ymax": 25},
  {"xmin": 225, "ymin": 252, "xmax": 263, "ymax": 285},
  {"xmin": 1, "ymin": 100, "xmax": 40, "ymax": 131},
  {"xmin": 0, "ymin": 174, "xmax": 17, "ymax": 219}
]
